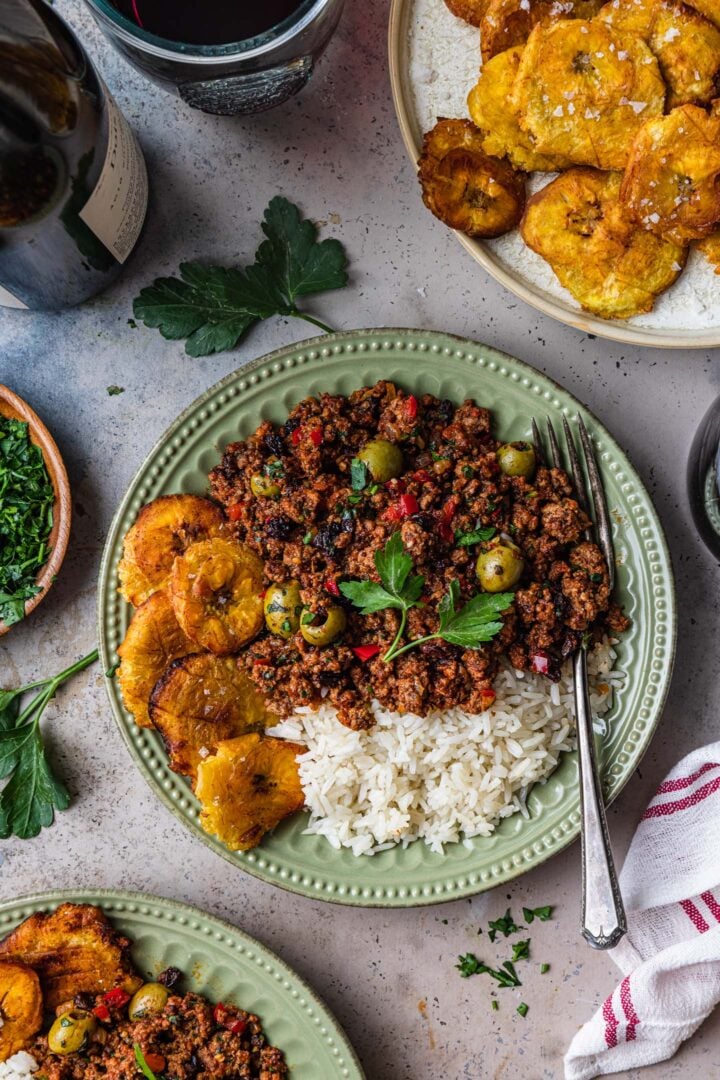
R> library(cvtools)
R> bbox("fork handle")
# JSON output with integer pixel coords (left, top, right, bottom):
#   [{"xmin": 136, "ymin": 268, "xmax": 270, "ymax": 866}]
[{"xmin": 574, "ymin": 646, "xmax": 627, "ymax": 950}]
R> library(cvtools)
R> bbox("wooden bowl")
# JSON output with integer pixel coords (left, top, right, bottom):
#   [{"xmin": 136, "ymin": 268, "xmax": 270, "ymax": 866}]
[{"xmin": 0, "ymin": 386, "xmax": 71, "ymax": 635}]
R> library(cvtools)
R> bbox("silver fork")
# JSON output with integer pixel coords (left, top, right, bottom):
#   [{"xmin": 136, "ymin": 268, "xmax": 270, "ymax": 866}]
[{"xmin": 532, "ymin": 414, "xmax": 627, "ymax": 951}]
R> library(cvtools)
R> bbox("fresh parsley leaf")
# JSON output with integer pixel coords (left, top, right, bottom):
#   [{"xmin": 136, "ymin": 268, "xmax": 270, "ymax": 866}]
[
  {"xmin": 133, "ymin": 197, "xmax": 348, "ymax": 357},
  {"xmin": 339, "ymin": 580, "xmax": 401, "ymax": 614},
  {"xmin": 256, "ymin": 195, "xmax": 348, "ymax": 300},
  {"xmin": 0, "ymin": 650, "xmax": 97, "ymax": 839},
  {"xmin": 540, "ymin": 963, "xmax": 550, "ymax": 974},
  {"xmin": 517, "ymin": 1002, "xmax": 529, "ymax": 1018},
  {"xmin": 134, "ymin": 1045, "xmax": 160, "ymax": 1080},
  {"xmin": 488, "ymin": 908, "xmax": 520, "ymax": 943},
  {"xmin": 491, "ymin": 999, "xmax": 499, "ymax": 1011},
  {"xmin": 350, "ymin": 457, "xmax": 368, "ymax": 492},
  {"xmin": 437, "ymin": 587, "xmax": 514, "ymax": 649},
  {"xmin": 523, "ymin": 905, "xmax": 553, "ymax": 924},
  {"xmin": 511, "ymin": 939, "xmax": 531, "ymax": 962},
  {"xmin": 375, "ymin": 531, "xmax": 413, "ymax": 597},
  {"xmin": 456, "ymin": 953, "xmax": 485, "ymax": 978},
  {"xmin": 456, "ymin": 526, "xmax": 496, "ymax": 547},
  {"xmin": 106, "ymin": 385, "xmax": 125, "ymax": 396}
]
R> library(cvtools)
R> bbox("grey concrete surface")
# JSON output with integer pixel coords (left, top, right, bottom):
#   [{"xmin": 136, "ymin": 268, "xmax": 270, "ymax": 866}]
[{"xmin": 1, "ymin": 1, "xmax": 719, "ymax": 1077}]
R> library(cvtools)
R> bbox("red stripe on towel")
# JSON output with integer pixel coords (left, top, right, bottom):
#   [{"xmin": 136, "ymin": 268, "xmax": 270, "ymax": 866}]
[
  {"xmin": 619, "ymin": 976, "xmax": 639, "ymax": 1042},
  {"xmin": 656, "ymin": 761, "xmax": 720, "ymax": 795},
  {"xmin": 701, "ymin": 891, "xmax": 720, "ymax": 924},
  {"xmin": 680, "ymin": 899, "xmax": 710, "ymax": 934},
  {"xmin": 642, "ymin": 775, "xmax": 720, "ymax": 820},
  {"xmin": 602, "ymin": 995, "xmax": 618, "ymax": 1048}
]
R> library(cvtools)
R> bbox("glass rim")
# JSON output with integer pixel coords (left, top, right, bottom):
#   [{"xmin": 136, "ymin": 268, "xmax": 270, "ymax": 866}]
[{"xmin": 82, "ymin": 0, "xmax": 330, "ymax": 62}]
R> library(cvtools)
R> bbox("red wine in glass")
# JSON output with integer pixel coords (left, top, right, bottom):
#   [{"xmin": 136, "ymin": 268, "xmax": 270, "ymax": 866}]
[{"xmin": 109, "ymin": 0, "xmax": 305, "ymax": 44}]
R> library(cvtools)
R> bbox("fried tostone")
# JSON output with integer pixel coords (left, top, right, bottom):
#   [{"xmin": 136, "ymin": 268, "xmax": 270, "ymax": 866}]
[
  {"xmin": 599, "ymin": 0, "xmax": 720, "ymax": 109},
  {"xmin": 117, "ymin": 589, "xmax": 199, "ymax": 728},
  {"xmin": 150, "ymin": 653, "xmax": 276, "ymax": 781},
  {"xmin": 697, "ymin": 230, "xmax": 720, "ymax": 272},
  {"xmin": 685, "ymin": 0, "xmax": 720, "ymax": 25},
  {"xmin": 196, "ymin": 734, "xmax": 306, "ymax": 852},
  {"xmin": 521, "ymin": 168, "xmax": 687, "ymax": 318},
  {"xmin": 0, "ymin": 904, "xmax": 142, "ymax": 1011},
  {"xmin": 170, "ymin": 537, "xmax": 264, "ymax": 655},
  {"xmin": 621, "ymin": 105, "xmax": 720, "ymax": 245},
  {"xmin": 468, "ymin": 46, "xmax": 572, "ymax": 172},
  {"xmin": 480, "ymin": 0, "xmax": 603, "ymax": 63},
  {"xmin": 419, "ymin": 119, "xmax": 525, "ymax": 237},
  {"xmin": 0, "ymin": 961, "xmax": 42, "ymax": 1062},
  {"xmin": 118, "ymin": 494, "xmax": 225, "ymax": 607},
  {"xmin": 443, "ymin": 0, "xmax": 489, "ymax": 26},
  {"xmin": 512, "ymin": 19, "xmax": 665, "ymax": 170}
]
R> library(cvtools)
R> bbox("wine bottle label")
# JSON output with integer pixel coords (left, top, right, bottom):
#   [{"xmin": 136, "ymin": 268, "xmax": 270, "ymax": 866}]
[
  {"xmin": 79, "ymin": 89, "xmax": 148, "ymax": 264},
  {"xmin": 0, "ymin": 284, "xmax": 28, "ymax": 309}
]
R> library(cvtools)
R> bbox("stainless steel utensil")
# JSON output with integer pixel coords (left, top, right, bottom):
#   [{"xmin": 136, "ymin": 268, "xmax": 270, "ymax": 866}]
[{"xmin": 532, "ymin": 414, "xmax": 626, "ymax": 950}]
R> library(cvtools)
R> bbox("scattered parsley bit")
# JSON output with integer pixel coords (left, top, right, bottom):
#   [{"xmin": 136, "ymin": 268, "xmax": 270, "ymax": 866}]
[
  {"xmin": 455, "ymin": 954, "xmax": 522, "ymax": 988},
  {"xmin": 488, "ymin": 908, "xmax": 520, "ymax": 943},
  {"xmin": 0, "ymin": 417, "xmax": 55, "ymax": 626},
  {"xmin": 523, "ymin": 905, "xmax": 553, "ymax": 924},
  {"xmin": 456, "ymin": 526, "xmax": 496, "ymax": 548},
  {"xmin": 302, "ymin": 531, "xmax": 313, "ymax": 545},
  {"xmin": 590, "ymin": 572, "xmax": 603, "ymax": 583},
  {"xmin": 341, "ymin": 535, "xmax": 512, "ymax": 663},
  {"xmin": 441, "ymin": 918, "xmax": 448, "ymax": 925},
  {"xmin": 511, "ymin": 939, "xmax": 530, "ymax": 962},
  {"xmin": 350, "ymin": 458, "xmax": 368, "ymax": 491},
  {"xmin": 127, "ymin": 318, "xmax": 137, "ymax": 328},
  {"xmin": 491, "ymin": 999, "xmax": 499, "ymax": 1011},
  {"xmin": 0, "ymin": 649, "xmax": 98, "ymax": 839},
  {"xmin": 133, "ymin": 197, "xmax": 348, "ymax": 357},
  {"xmin": 346, "ymin": 492, "xmax": 363, "ymax": 506},
  {"xmin": 134, "ymin": 1044, "xmax": 159, "ymax": 1080},
  {"xmin": 540, "ymin": 963, "xmax": 550, "ymax": 974},
  {"xmin": 106, "ymin": 385, "xmax": 125, "ymax": 396},
  {"xmin": 105, "ymin": 660, "xmax": 120, "ymax": 678},
  {"xmin": 517, "ymin": 1002, "xmax": 529, "ymax": 1018},
  {"xmin": 462, "ymin": 465, "xmax": 475, "ymax": 478}
]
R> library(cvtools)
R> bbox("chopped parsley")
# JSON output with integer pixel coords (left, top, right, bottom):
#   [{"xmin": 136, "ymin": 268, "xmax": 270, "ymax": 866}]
[
  {"xmin": 350, "ymin": 457, "xmax": 368, "ymax": 491},
  {"xmin": 511, "ymin": 939, "xmax": 530, "ymax": 962},
  {"xmin": 517, "ymin": 1002, "xmax": 529, "ymax": 1018},
  {"xmin": 0, "ymin": 417, "xmax": 55, "ymax": 626},
  {"xmin": 106, "ymin": 384, "xmax": 125, "ymax": 395},
  {"xmin": 540, "ymin": 963, "xmax": 550, "ymax": 974},
  {"xmin": 491, "ymin": 999, "xmax": 499, "ymax": 1011},
  {"xmin": 488, "ymin": 908, "xmax": 520, "ymax": 942},
  {"xmin": 456, "ymin": 954, "xmax": 522, "ymax": 988},
  {"xmin": 456, "ymin": 526, "xmax": 496, "ymax": 548},
  {"xmin": 523, "ymin": 905, "xmax": 553, "ymax": 924}
]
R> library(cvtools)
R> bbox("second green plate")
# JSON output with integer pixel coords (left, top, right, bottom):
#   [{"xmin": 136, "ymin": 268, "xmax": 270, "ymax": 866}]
[{"xmin": 98, "ymin": 329, "xmax": 675, "ymax": 907}]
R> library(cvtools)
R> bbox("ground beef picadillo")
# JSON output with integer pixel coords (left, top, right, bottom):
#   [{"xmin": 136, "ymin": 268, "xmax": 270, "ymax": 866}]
[
  {"xmin": 210, "ymin": 380, "xmax": 628, "ymax": 730},
  {"xmin": 29, "ymin": 991, "xmax": 286, "ymax": 1080}
]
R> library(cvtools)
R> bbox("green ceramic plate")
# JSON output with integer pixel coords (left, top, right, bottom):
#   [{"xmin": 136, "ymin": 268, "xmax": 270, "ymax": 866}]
[
  {"xmin": 98, "ymin": 329, "xmax": 676, "ymax": 907},
  {"xmin": 0, "ymin": 889, "xmax": 363, "ymax": 1078}
]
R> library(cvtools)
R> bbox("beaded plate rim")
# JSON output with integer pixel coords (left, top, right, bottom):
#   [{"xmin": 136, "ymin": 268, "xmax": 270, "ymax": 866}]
[
  {"xmin": 0, "ymin": 888, "xmax": 365, "ymax": 1079},
  {"xmin": 98, "ymin": 328, "xmax": 676, "ymax": 907}
]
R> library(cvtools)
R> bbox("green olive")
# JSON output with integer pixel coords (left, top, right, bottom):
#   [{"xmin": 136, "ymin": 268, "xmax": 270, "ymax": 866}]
[
  {"xmin": 497, "ymin": 441, "xmax": 536, "ymax": 479},
  {"xmin": 357, "ymin": 439, "xmax": 404, "ymax": 483},
  {"xmin": 47, "ymin": 1010, "xmax": 96, "ymax": 1055},
  {"xmin": 476, "ymin": 540, "xmax": 525, "ymax": 592},
  {"xmin": 300, "ymin": 605, "xmax": 347, "ymax": 646},
  {"xmin": 128, "ymin": 982, "xmax": 170, "ymax": 1020},
  {"xmin": 250, "ymin": 474, "xmax": 281, "ymax": 498},
  {"xmin": 264, "ymin": 582, "xmax": 303, "ymax": 639}
]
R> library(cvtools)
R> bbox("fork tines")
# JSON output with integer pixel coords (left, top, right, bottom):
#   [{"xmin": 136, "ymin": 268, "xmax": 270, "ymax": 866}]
[{"xmin": 534, "ymin": 414, "xmax": 615, "ymax": 592}]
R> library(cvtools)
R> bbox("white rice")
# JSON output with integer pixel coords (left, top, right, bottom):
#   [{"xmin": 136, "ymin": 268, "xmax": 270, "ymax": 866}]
[
  {"xmin": 0, "ymin": 1052, "xmax": 39, "ymax": 1078},
  {"xmin": 269, "ymin": 641, "xmax": 623, "ymax": 856}
]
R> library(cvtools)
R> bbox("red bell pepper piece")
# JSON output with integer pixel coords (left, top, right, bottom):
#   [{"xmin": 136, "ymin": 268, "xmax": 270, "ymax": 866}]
[
  {"xmin": 291, "ymin": 426, "xmax": 303, "ymax": 446},
  {"xmin": 309, "ymin": 427, "xmax": 323, "ymax": 447},
  {"xmin": 144, "ymin": 1054, "xmax": 167, "ymax": 1073},
  {"xmin": 102, "ymin": 987, "xmax": 130, "ymax": 1008},
  {"xmin": 406, "ymin": 394, "xmax": 418, "ymax": 419},
  {"xmin": 214, "ymin": 1003, "xmax": 248, "ymax": 1034},
  {"xmin": 412, "ymin": 469, "xmax": 431, "ymax": 484},
  {"xmin": 227, "ymin": 503, "xmax": 243, "ymax": 522},
  {"xmin": 92, "ymin": 1003, "xmax": 111, "ymax": 1023},
  {"xmin": 531, "ymin": 651, "xmax": 550, "ymax": 674},
  {"xmin": 398, "ymin": 493, "xmax": 419, "ymax": 517},
  {"xmin": 352, "ymin": 644, "xmax": 381, "ymax": 661},
  {"xmin": 438, "ymin": 495, "xmax": 460, "ymax": 543},
  {"xmin": 325, "ymin": 579, "xmax": 340, "ymax": 597}
]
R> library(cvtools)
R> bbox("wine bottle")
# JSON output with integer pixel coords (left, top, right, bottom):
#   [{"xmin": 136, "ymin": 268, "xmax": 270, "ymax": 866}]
[{"xmin": 0, "ymin": 0, "xmax": 148, "ymax": 311}]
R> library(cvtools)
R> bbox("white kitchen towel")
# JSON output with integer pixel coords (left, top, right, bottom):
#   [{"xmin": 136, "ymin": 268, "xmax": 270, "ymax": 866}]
[{"xmin": 565, "ymin": 741, "xmax": 720, "ymax": 1079}]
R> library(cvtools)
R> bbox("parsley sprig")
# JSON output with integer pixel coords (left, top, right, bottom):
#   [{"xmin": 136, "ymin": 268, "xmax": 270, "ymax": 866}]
[
  {"xmin": 340, "ymin": 533, "xmax": 513, "ymax": 663},
  {"xmin": 0, "ymin": 649, "xmax": 98, "ymax": 838},
  {"xmin": 133, "ymin": 197, "xmax": 348, "ymax": 357}
]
